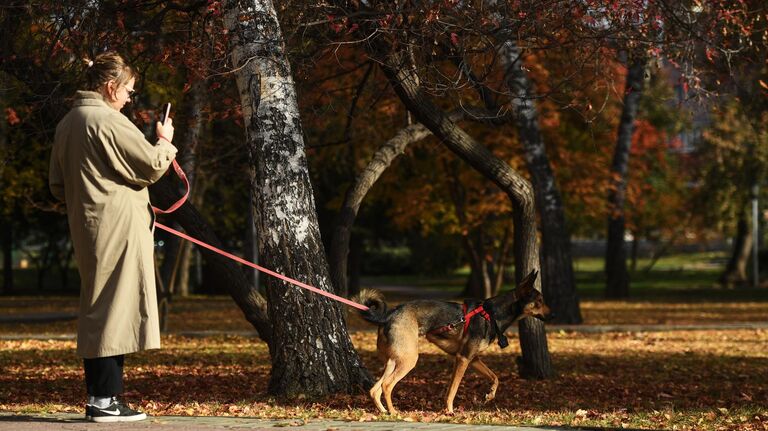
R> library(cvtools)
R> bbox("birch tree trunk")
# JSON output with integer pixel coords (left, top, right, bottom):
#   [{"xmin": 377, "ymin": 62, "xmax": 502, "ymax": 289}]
[
  {"xmin": 500, "ymin": 41, "xmax": 582, "ymax": 323},
  {"xmin": 223, "ymin": 0, "xmax": 372, "ymax": 396},
  {"xmin": 605, "ymin": 57, "xmax": 647, "ymax": 299},
  {"xmin": 377, "ymin": 47, "xmax": 552, "ymax": 379}
]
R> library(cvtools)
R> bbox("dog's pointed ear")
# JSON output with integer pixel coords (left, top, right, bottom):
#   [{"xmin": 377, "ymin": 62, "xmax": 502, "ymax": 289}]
[{"xmin": 514, "ymin": 269, "xmax": 538, "ymax": 296}]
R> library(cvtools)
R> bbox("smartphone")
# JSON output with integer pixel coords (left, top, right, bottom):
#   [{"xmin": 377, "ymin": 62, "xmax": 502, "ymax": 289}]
[{"xmin": 159, "ymin": 103, "xmax": 171, "ymax": 125}]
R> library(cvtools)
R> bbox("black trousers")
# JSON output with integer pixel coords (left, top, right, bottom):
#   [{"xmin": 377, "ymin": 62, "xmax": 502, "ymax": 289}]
[{"xmin": 83, "ymin": 355, "xmax": 124, "ymax": 397}]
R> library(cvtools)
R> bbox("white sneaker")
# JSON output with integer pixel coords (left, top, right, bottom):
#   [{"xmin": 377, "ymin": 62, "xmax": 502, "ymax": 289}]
[{"xmin": 88, "ymin": 399, "xmax": 147, "ymax": 423}]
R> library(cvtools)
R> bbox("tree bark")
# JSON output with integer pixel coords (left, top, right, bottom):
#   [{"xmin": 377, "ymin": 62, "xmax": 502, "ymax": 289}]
[
  {"xmin": 500, "ymin": 41, "xmax": 582, "ymax": 323},
  {"xmin": 492, "ymin": 225, "xmax": 513, "ymax": 296},
  {"xmin": 720, "ymin": 212, "xmax": 752, "ymax": 287},
  {"xmin": 605, "ymin": 57, "xmax": 647, "ymax": 299},
  {"xmin": 223, "ymin": 0, "xmax": 372, "ymax": 396},
  {"xmin": 377, "ymin": 46, "xmax": 552, "ymax": 379},
  {"xmin": 244, "ymin": 187, "xmax": 261, "ymax": 291}
]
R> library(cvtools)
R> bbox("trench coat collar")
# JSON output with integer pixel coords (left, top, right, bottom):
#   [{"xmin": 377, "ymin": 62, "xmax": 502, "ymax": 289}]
[{"xmin": 73, "ymin": 90, "xmax": 113, "ymax": 109}]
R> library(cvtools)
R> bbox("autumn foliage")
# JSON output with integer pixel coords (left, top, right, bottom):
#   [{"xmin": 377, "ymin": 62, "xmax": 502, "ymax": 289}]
[{"xmin": 1, "ymin": 326, "xmax": 766, "ymax": 431}]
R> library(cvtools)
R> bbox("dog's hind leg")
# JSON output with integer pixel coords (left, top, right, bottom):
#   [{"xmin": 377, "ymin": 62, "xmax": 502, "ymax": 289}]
[
  {"xmin": 470, "ymin": 357, "xmax": 499, "ymax": 402},
  {"xmin": 382, "ymin": 353, "xmax": 418, "ymax": 414},
  {"xmin": 370, "ymin": 359, "xmax": 396, "ymax": 413},
  {"xmin": 445, "ymin": 355, "xmax": 470, "ymax": 413}
]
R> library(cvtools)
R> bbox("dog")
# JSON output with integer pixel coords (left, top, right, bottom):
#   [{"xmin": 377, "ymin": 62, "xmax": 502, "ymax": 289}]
[{"xmin": 355, "ymin": 270, "xmax": 550, "ymax": 414}]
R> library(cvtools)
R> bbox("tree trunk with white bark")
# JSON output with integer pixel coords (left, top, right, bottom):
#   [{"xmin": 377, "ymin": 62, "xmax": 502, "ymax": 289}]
[{"xmin": 223, "ymin": 0, "xmax": 372, "ymax": 396}]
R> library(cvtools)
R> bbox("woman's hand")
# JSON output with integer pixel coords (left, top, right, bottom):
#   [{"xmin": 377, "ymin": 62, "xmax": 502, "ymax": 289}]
[{"xmin": 156, "ymin": 118, "xmax": 174, "ymax": 144}]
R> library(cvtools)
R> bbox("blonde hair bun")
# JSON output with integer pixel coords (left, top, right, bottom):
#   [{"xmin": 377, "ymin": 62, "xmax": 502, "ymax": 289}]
[{"xmin": 84, "ymin": 52, "xmax": 135, "ymax": 92}]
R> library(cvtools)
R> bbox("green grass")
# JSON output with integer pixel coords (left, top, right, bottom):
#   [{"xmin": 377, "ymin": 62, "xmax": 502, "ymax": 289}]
[
  {"xmin": 362, "ymin": 251, "xmax": 768, "ymax": 302},
  {"xmin": 5, "ymin": 251, "xmax": 767, "ymax": 302}
]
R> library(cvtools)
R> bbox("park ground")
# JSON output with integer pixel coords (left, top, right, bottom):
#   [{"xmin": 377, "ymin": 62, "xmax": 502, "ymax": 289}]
[{"xmin": 0, "ymin": 252, "xmax": 767, "ymax": 430}]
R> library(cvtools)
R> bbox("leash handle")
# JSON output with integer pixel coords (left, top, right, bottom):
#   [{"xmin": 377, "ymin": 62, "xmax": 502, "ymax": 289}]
[{"xmin": 152, "ymin": 159, "xmax": 189, "ymax": 214}]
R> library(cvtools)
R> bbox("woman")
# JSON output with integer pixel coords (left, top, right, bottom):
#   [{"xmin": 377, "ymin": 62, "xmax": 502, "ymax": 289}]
[{"xmin": 49, "ymin": 52, "xmax": 177, "ymax": 423}]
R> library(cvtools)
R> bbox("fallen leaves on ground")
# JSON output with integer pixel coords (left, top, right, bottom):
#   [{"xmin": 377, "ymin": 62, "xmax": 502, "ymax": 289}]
[{"xmin": 1, "ymin": 329, "xmax": 767, "ymax": 430}]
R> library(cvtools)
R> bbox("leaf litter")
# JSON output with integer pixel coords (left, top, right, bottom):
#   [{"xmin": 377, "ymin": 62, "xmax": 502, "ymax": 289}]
[{"xmin": 1, "ymin": 328, "xmax": 766, "ymax": 430}]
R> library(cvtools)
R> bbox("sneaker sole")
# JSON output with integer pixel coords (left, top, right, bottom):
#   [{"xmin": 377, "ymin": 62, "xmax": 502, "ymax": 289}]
[{"xmin": 91, "ymin": 413, "xmax": 147, "ymax": 423}]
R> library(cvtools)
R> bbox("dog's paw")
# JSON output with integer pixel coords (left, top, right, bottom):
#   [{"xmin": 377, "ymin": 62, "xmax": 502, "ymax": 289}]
[{"xmin": 484, "ymin": 392, "xmax": 496, "ymax": 403}]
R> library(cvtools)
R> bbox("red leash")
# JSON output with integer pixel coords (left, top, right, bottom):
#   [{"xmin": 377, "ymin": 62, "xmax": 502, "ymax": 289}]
[
  {"xmin": 152, "ymin": 160, "xmax": 190, "ymax": 214},
  {"xmin": 152, "ymin": 160, "xmax": 369, "ymax": 311}
]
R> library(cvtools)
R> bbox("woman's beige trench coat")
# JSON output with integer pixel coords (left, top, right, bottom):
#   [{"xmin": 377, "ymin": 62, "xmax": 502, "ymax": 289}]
[{"xmin": 49, "ymin": 91, "xmax": 177, "ymax": 359}]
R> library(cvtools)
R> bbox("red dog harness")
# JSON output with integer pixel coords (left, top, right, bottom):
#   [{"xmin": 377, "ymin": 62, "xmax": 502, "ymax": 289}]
[
  {"xmin": 462, "ymin": 303, "xmax": 491, "ymax": 332},
  {"xmin": 428, "ymin": 303, "xmax": 491, "ymax": 335}
]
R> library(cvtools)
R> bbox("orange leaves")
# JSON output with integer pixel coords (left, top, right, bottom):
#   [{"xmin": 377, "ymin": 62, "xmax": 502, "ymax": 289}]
[
  {"xmin": 2, "ymin": 294, "xmax": 768, "ymax": 430},
  {"xmin": 5, "ymin": 108, "xmax": 21, "ymax": 126},
  {"xmin": 1, "ymin": 327, "xmax": 767, "ymax": 430}
]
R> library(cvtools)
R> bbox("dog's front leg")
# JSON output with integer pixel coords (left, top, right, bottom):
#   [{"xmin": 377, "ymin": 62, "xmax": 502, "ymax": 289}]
[
  {"xmin": 470, "ymin": 358, "xmax": 499, "ymax": 402},
  {"xmin": 445, "ymin": 355, "xmax": 470, "ymax": 414}
]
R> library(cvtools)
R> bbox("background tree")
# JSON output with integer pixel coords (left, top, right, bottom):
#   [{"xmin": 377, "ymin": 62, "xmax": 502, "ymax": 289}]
[
  {"xmin": 501, "ymin": 43, "xmax": 582, "ymax": 323},
  {"xmin": 605, "ymin": 54, "xmax": 649, "ymax": 299},
  {"xmin": 695, "ymin": 100, "xmax": 768, "ymax": 286}
]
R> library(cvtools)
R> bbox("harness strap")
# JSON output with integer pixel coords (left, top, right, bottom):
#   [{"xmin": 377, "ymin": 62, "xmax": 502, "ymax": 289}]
[
  {"xmin": 462, "ymin": 303, "xmax": 491, "ymax": 332},
  {"xmin": 428, "ymin": 317, "xmax": 464, "ymax": 335}
]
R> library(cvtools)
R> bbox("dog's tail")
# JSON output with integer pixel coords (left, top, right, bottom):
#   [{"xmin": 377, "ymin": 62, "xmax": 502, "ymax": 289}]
[{"xmin": 352, "ymin": 289, "xmax": 388, "ymax": 325}]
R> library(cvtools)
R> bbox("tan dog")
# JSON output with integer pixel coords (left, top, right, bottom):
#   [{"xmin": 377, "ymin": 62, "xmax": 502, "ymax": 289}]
[{"xmin": 355, "ymin": 270, "xmax": 549, "ymax": 414}]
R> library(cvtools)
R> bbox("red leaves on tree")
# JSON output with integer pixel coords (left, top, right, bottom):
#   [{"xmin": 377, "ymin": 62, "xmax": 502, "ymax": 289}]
[{"xmin": 5, "ymin": 108, "xmax": 20, "ymax": 126}]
